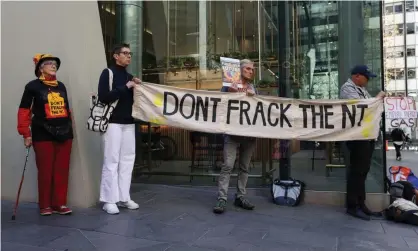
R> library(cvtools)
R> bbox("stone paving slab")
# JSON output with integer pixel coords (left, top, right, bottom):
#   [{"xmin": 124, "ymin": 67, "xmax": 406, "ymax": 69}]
[{"xmin": 1, "ymin": 184, "xmax": 418, "ymax": 251}]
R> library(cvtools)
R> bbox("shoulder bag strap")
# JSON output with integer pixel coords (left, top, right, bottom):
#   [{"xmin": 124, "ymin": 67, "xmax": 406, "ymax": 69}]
[{"xmin": 107, "ymin": 68, "xmax": 113, "ymax": 91}]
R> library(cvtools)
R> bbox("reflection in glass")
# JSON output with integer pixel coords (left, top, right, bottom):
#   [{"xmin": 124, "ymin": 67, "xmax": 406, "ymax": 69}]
[{"xmin": 97, "ymin": 1, "xmax": 385, "ymax": 194}]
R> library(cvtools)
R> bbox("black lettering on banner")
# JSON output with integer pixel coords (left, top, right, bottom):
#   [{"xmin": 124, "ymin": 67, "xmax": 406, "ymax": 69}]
[
  {"xmin": 210, "ymin": 97, "xmax": 221, "ymax": 123},
  {"xmin": 356, "ymin": 104, "xmax": 367, "ymax": 126},
  {"xmin": 390, "ymin": 118, "xmax": 416, "ymax": 127},
  {"xmin": 341, "ymin": 105, "xmax": 355, "ymax": 128},
  {"xmin": 163, "ymin": 92, "xmax": 179, "ymax": 116},
  {"xmin": 299, "ymin": 104, "xmax": 310, "ymax": 128},
  {"xmin": 227, "ymin": 100, "xmax": 239, "ymax": 124},
  {"xmin": 299, "ymin": 104, "xmax": 333, "ymax": 129},
  {"xmin": 280, "ymin": 104, "xmax": 292, "ymax": 127},
  {"xmin": 179, "ymin": 93, "xmax": 195, "ymax": 119},
  {"xmin": 409, "ymin": 118, "xmax": 416, "ymax": 127},
  {"xmin": 390, "ymin": 119, "xmax": 398, "ymax": 127},
  {"xmin": 253, "ymin": 101, "xmax": 266, "ymax": 126},
  {"xmin": 268, "ymin": 103, "xmax": 279, "ymax": 126},
  {"xmin": 324, "ymin": 105, "xmax": 334, "ymax": 129},
  {"xmin": 240, "ymin": 101, "xmax": 251, "ymax": 125},
  {"xmin": 195, "ymin": 96, "xmax": 209, "ymax": 121},
  {"xmin": 311, "ymin": 105, "xmax": 324, "ymax": 129}
]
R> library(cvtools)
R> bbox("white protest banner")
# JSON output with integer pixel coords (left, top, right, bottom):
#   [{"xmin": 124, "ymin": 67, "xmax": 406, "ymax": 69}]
[
  {"xmin": 384, "ymin": 97, "xmax": 417, "ymax": 119},
  {"xmin": 132, "ymin": 83, "xmax": 384, "ymax": 142}
]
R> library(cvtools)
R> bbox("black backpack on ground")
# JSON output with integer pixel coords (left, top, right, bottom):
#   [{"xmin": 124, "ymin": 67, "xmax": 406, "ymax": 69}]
[
  {"xmin": 388, "ymin": 180, "xmax": 416, "ymax": 204},
  {"xmin": 385, "ymin": 180, "xmax": 418, "ymax": 226}
]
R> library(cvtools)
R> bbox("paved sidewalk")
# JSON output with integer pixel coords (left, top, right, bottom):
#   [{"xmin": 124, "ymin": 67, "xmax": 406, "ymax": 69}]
[
  {"xmin": 386, "ymin": 149, "xmax": 418, "ymax": 175},
  {"xmin": 2, "ymin": 184, "xmax": 418, "ymax": 251}
]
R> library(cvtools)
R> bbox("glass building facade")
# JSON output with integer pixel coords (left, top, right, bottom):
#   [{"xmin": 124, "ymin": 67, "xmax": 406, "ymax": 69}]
[{"xmin": 98, "ymin": 1, "xmax": 386, "ymax": 193}]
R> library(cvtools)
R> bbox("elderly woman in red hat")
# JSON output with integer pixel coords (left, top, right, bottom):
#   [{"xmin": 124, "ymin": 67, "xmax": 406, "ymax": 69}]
[{"xmin": 17, "ymin": 54, "xmax": 73, "ymax": 216}]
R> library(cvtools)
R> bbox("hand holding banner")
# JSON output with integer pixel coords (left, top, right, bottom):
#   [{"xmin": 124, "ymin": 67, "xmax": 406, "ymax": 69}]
[{"xmin": 132, "ymin": 83, "xmax": 384, "ymax": 142}]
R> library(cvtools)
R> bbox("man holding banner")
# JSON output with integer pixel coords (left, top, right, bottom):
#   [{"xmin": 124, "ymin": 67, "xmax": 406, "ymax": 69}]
[
  {"xmin": 340, "ymin": 65, "xmax": 386, "ymax": 220},
  {"xmin": 213, "ymin": 59, "xmax": 257, "ymax": 214},
  {"xmin": 132, "ymin": 60, "xmax": 386, "ymax": 215}
]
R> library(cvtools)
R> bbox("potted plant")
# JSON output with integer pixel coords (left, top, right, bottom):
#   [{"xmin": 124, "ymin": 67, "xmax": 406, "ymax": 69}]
[
  {"xmin": 169, "ymin": 57, "xmax": 182, "ymax": 68},
  {"xmin": 264, "ymin": 51, "xmax": 277, "ymax": 61},
  {"xmin": 230, "ymin": 51, "xmax": 242, "ymax": 59},
  {"xmin": 247, "ymin": 51, "xmax": 259, "ymax": 60},
  {"xmin": 183, "ymin": 57, "xmax": 197, "ymax": 67},
  {"xmin": 256, "ymin": 78, "xmax": 273, "ymax": 89}
]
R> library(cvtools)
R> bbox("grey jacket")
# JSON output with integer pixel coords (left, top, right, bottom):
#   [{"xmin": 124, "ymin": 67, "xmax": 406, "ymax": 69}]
[{"xmin": 339, "ymin": 78, "xmax": 371, "ymax": 99}]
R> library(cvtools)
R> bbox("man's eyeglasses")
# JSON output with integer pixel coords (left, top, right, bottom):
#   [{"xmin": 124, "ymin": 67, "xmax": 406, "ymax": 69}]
[{"xmin": 119, "ymin": 51, "xmax": 133, "ymax": 56}]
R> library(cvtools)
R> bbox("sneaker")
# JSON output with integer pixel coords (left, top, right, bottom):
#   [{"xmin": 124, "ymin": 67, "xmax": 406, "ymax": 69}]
[
  {"xmin": 117, "ymin": 200, "xmax": 139, "ymax": 210},
  {"xmin": 103, "ymin": 203, "xmax": 119, "ymax": 214},
  {"xmin": 52, "ymin": 205, "xmax": 72, "ymax": 215},
  {"xmin": 234, "ymin": 197, "xmax": 255, "ymax": 210},
  {"xmin": 40, "ymin": 207, "xmax": 52, "ymax": 216},
  {"xmin": 213, "ymin": 199, "xmax": 227, "ymax": 214}
]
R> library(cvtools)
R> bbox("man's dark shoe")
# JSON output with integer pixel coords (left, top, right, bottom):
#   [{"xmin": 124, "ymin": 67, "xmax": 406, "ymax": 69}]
[
  {"xmin": 234, "ymin": 197, "xmax": 255, "ymax": 210},
  {"xmin": 213, "ymin": 199, "xmax": 227, "ymax": 214},
  {"xmin": 346, "ymin": 207, "xmax": 370, "ymax": 221},
  {"xmin": 360, "ymin": 204, "xmax": 383, "ymax": 217}
]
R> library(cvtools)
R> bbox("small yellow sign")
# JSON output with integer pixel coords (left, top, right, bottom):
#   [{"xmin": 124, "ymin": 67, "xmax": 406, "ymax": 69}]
[{"xmin": 46, "ymin": 91, "xmax": 67, "ymax": 118}]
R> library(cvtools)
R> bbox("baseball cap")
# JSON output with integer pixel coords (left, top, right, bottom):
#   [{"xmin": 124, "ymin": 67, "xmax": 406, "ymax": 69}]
[{"xmin": 351, "ymin": 65, "xmax": 377, "ymax": 79}]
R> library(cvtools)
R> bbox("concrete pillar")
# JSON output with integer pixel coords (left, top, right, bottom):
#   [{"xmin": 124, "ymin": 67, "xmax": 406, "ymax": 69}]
[
  {"xmin": 337, "ymin": 1, "xmax": 364, "ymax": 88},
  {"xmin": 199, "ymin": 0, "xmax": 207, "ymax": 76},
  {"xmin": 277, "ymin": 0, "xmax": 292, "ymax": 180},
  {"xmin": 145, "ymin": 1, "xmax": 168, "ymax": 84},
  {"xmin": 117, "ymin": 1, "xmax": 143, "ymax": 78}
]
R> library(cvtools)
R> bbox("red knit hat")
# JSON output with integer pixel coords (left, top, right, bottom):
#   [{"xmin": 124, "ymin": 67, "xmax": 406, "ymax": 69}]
[{"xmin": 33, "ymin": 53, "xmax": 61, "ymax": 77}]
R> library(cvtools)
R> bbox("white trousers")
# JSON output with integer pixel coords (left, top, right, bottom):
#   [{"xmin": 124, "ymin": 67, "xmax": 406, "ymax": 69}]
[{"xmin": 100, "ymin": 123, "xmax": 136, "ymax": 203}]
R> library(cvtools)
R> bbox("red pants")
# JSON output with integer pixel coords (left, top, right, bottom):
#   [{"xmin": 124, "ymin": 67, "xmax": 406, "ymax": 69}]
[{"xmin": 33, "ymin": 140, "xmax": 72, "ymax": 209}]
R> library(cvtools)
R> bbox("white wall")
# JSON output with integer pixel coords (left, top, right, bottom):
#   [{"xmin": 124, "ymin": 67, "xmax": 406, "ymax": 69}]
[{"xmin": 1, "ymin": 1, "xmax": 106, "ymax": 207}]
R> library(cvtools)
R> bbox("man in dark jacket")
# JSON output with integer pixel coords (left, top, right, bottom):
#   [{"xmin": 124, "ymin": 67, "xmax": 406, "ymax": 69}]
[
  {"xmin": 391, "ymin": 128, "xmax": 406, "ymax": 161},
  {"xmin": 340, "ymin": 65, "xmax": 385, "ymax": 220}
]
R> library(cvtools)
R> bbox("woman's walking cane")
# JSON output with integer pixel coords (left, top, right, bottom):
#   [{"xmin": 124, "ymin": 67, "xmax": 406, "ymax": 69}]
[{"xmin": 12, "ymin": 146, "xmax": 31, "ymax": 220}]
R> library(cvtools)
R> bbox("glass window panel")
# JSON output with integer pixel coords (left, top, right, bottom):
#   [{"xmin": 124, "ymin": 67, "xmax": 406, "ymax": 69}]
[
  {"xmin": 407, "ymin": 46, "xmax": 415, "ymax": 56},
  {"xmin": 394, "ymin": 2, "xmax": 404, "ymax": 13},
  {"xmin": 397, "ymin": 23, "xmax": 404, "ymax": 35},
  {"xmin": 97, "ymin": 0, "xmax": 386, "ymax": 193},
  {"xmin": 408, "ymin": 68, "xmax": 416, "ymax": 78},
  {"xmin": 406, "ymin": 0, "xmax": 415, "ymax": 11},
  {"xmin": 407, "ymin": 23, "xmax": 415, "ymax": 34}
]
